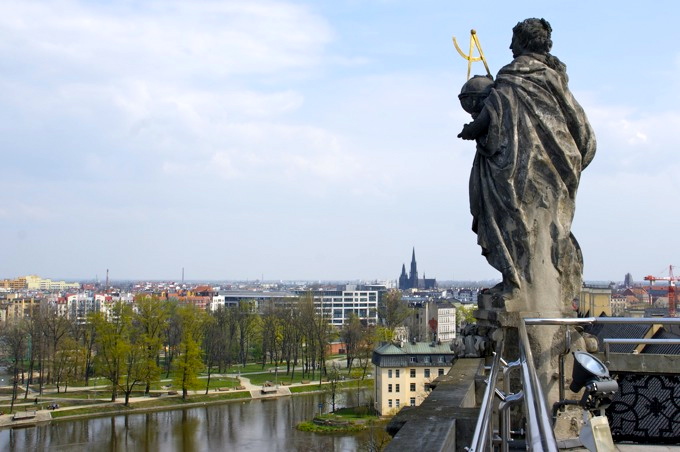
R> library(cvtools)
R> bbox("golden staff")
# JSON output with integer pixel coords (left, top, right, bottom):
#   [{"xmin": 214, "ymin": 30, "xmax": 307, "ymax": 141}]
[{"xmin": 452, "ymin": 29, "xmax": 492, "ymax": 80}]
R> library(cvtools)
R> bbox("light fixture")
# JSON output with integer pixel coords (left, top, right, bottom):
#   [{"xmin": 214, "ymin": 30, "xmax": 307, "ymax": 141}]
[
  {"xmin": 570, "ymin": 351, "xmax": 610, "ymax": 392},
  {"xmin": 569, "ymin": 351, "xmax": 618, "ymax": 414}
]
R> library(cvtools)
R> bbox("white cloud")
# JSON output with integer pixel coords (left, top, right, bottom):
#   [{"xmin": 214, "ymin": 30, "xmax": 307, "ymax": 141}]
[
  {"xmin": 580, "ymin": 99, "xmax": 680, "ymax": 177},
  {"xmin": 0, "ymin": 0, "xmax": 331, "ymax": 79}
]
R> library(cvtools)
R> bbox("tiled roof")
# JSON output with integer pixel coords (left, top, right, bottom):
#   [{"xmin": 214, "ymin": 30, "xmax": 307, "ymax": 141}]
[
  {"xmin": 372, "ymin": 341, "xmax": 456, "ymax": 368},
  {"xmin": 624, "ymin": 287, "xmax": 648, "ymax": 296},
  {"xmin": 374, "ymin": 341, "xmax": 453, "ymax": 355},
  {"xmin": 641, "ymin": 329, "xmax": 680, "ymax": 355},
  {"xmin": 585, "ymin": 321, "xmax": 652, "ymax": 353}
]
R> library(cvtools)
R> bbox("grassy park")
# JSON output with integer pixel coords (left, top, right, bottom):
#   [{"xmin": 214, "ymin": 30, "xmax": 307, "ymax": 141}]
[{"xmin": 0, "ymin": 362, "xmax": 373, "ymax": 424}]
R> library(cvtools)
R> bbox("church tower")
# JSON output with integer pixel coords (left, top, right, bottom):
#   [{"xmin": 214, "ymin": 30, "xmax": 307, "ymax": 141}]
[
  {"xmin": 398, "ymin": 264, "xmax": 408, "ymax": 290},
  {"xmin": 408, "ymin": 247, "xmax": 419, "ymax": 289}
]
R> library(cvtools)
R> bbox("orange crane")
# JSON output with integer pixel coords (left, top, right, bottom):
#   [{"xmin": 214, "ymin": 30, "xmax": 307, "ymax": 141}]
[{"xmin": 644, "ymin": 265, "xmax": 679, "ymax": 317}]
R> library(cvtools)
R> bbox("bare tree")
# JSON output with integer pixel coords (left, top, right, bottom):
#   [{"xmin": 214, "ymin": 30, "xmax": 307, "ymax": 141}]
[
  {"xmin": 135, "ymin": 295, "xmax": 167, "ymax": 394},
  {"xmin": 380, "ymin": 289, "xmax": 411, "ymax": 331},
  {"xmin": 340, "ymin": 313, "xmax": 363, "ymax": 372},
  {"xmin": 1, "ymin": 320, "xmax": 28, "ymax": 412},
  {"xmin": 42, "ymin": 304, "xmax": 72, "ymax": 384},
  {"xmin": 202, "ymin": 313, "xmax": 220, "ymax": 394}
]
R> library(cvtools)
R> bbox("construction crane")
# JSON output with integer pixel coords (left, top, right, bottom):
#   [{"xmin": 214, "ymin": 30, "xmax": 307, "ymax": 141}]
[{"xmin": 643, "ymin": 265, "xmax": 679, "ymax": 317}]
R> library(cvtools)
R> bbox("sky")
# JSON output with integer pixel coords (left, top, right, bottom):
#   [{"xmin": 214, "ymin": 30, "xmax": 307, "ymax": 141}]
[{"xmin": 2, "ymin": 0, "xmax": 680, "ymax": 283}]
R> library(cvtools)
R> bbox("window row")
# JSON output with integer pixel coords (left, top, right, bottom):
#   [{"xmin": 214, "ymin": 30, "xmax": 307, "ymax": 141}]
[
  {"xmin": 407, "ymin": 368, "xmax": 446, "ymax": 378},
  {"xmin": 387, "ymin": 398, "xmax": 417, "ymax": 408},
  {"xmin": 409, "ymin": 356, "xmax": 448, "ymax": 364}
]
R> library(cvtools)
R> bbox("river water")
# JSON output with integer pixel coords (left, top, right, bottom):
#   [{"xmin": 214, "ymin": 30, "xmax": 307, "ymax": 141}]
[{"xmin": 0, "ymin": 389, "xmax": 378, "ymax": 451}]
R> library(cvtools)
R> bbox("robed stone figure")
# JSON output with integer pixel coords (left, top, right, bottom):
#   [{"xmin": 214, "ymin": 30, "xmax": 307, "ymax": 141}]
[{"xmin": 459, "ymin": 18, "xmax": 596, "ymax": 314}]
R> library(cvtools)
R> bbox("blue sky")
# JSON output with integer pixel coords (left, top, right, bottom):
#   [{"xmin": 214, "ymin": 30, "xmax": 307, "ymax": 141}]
[{"xmin": 2, "ymin": 1, "xmax": 680, "ymax": 283}]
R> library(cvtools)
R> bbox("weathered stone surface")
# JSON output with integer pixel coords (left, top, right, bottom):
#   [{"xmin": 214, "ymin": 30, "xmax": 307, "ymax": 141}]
[
  {"xmin": 458, "ymin": 19, "xmax": 596, "ymax": 408},
  {"xmin": 458, "ymin": 18, "xmax": 596, "ymax": 315}
]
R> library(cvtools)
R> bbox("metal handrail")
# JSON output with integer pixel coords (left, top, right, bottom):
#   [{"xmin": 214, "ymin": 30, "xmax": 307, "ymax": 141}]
[
  {"xmin": 468, "ymin": 339, "xmax": 505, "ymax": 452},
  {"xmin": 604, "ymin": 338, "xmax": 680, "ymax": 360},
  {"xmin": 467, "ymin": 317, "xmax": 677, "ymax": 451},
  {"xmin": 518, "ymin": 320, "xmax": 559, "ymax": 452},
  {"xmin": 603, "ymin": 338, "xmax": 680, "ymax": 344},
  {"xmin": 525, "ymin": 317, "xmax": 680, "ymax": 326}
]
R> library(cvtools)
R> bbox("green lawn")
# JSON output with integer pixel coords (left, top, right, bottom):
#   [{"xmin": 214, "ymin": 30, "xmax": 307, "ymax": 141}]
[
  {"xmin": 149, "ymin": 376, "xmax": 239, "ymax": 391},
  {"xmin": 245, "ymin": 371, "xmax": 313, "ymax": 386},
  {"xmin": 296, "ymin": 406, "xmax": 382, "ymax": 434},
  {"xmin": 200, "ymin": 376, "xmax": 240, "ymax": 389},
  {"xmin": 288, "ymin": 379, "xmax": 373, "ymax": 394},
  {"xmin": 223, "ymin": 363, "xmax": 281, "ymax": 373},
  {"xmin": 50, "ymin": 390, "xmax": 252, "ymax": 419}
]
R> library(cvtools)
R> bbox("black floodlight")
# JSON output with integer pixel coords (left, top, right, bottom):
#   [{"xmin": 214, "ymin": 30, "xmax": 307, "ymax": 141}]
[
  {"xmin": 570, "ymin": 351, "xmax": 610, "ymax": 392},
  {"xmin": 554, "ymin": 351, "xmax": 620, "ymax": 422},
  {"xmin": 569, "ymin": 351, "xmax": 619, "ymax": 414}
]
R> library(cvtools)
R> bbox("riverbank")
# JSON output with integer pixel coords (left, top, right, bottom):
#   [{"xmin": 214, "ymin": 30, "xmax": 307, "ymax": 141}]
[
  {"xmin": 0, "ymin": 375, "xmax": 373, "ymax": 429},
  {"xmin": 0, "ymin": 385, "xmax": 377, "ymax": 452}
]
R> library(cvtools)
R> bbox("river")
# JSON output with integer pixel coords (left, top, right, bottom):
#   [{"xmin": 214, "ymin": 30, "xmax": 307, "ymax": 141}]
[{"xmin": 0, "ymin": 389, "xmax": 379, "ymax": 451}]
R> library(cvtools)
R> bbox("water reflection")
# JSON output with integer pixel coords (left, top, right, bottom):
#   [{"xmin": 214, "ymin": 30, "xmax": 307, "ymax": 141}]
[{"xmin": 0, "ymin": 390, "xmax": 372, "ymax": 451}]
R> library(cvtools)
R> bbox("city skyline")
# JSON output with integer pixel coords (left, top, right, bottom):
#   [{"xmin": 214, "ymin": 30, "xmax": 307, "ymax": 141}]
[{"xmin": 3, "ymin": 1, "xmax": 680, "ymax": 282}]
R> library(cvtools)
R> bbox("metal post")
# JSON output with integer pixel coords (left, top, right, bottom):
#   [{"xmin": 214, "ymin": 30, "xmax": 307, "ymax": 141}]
[{"xmin": 468, "ymin": 340, "xmax": 505, "ymax": 452}]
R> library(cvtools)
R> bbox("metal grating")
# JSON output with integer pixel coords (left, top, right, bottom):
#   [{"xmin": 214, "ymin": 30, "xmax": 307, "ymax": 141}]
[{"xmin": 607, "ymin": 373, "xmax": 680, "ymax": 443}]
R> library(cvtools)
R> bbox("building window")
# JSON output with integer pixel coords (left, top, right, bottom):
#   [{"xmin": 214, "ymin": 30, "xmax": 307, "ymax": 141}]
[
  {"xmin": 395, "ymin": 369, "xmax": 400, "ymax": 378},
  {"xmin": 410, "ymin": 357, "xmax": 416, "ymax": 363},
  {"xmin": 388, "ymin": 369, "xmax": 392, "ymax": 378},
  {"xmin": 424, "ymin": 369, "xmax": 431, "ymax": 378},
  {"xmin": 438, "ymin": 356, "xmax": 445, "ymax": 363},
  {"xmin": 438, "ymin": 369, "xmax": 444, "ymax": 376},
  {"xmin": 388, "ymin": 399, "xmax": 392, "ymax": 408},
  {"xmin": 388, "ymin": 384, "xmax": 392, "ymax": 393},
  {"xmin": 410, "ymin": 383, "xmax": 416, "ymax": 391},
  {"xmin": 410, "ymin": 397, "xmax": 416, "ymax": 406},
  {"xmin": 395, "ymin": 399, "xmax": 400, "ymax": 408},
  {"xmin": 396, "ymin": 384, "xmax": 400, "ymax": 393},
  {"xmin": 424, "ymin": 356, "xmax": 431, "ymax": 363},
  {"xmin": 410, "ymin": 369, "xmax": 416, "ymax": 378}
]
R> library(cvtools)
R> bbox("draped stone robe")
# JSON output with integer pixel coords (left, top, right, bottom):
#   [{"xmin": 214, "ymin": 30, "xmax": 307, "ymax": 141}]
[{"xmin": 471, "ymin": 53, "xmax": 596, "ymax": 312}]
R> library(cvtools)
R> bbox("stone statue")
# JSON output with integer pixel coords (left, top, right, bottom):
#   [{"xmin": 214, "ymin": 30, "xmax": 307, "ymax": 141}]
[{"xmin": 458, "ymin": 18, "xmax": 596, "ymax": 315}]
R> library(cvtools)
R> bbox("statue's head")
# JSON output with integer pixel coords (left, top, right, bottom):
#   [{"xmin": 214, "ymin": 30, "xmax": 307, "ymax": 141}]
[
  {"xmin": 511, "ymin": 18, "xmax": 552, "ymax": 57},
  {"xmin": 458, "ymin": 75, "xmax": 493, "ymax": 117}
]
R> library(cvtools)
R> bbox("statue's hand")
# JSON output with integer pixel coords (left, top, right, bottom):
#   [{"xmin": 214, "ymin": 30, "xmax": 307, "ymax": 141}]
[
  {"xmin": 458, "ymin": 107, "xmax": 490, "ymax": 140},
  {"xmin": 458, "ymin": 123, "xmax": 476, "ymax": 140}
]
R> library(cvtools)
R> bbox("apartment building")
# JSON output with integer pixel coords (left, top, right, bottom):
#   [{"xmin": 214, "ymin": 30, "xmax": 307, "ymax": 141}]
[
  {"xmin": 372, "ymin": 341, "xmax": 456, "ymax": 415},
  {"xmin": 296, "ymin": 288, "xmax": 380, "ymax": 326}
]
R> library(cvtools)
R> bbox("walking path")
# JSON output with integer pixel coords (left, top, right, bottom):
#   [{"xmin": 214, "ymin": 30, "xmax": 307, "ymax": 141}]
[{"xmin": 0, "ymin": 370, "xmax": 357, "ymax": 429}]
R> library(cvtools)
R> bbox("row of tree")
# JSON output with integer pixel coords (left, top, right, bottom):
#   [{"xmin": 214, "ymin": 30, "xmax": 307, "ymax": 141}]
[{"xmin": 0, "ymin": 291, "xmax": 391, "ymax": 408}]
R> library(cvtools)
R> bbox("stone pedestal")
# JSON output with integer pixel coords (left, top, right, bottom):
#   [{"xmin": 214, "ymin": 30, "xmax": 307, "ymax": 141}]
[{"xmin": 475, "ymin": 292, "xmax": 577, "ymax": 406}]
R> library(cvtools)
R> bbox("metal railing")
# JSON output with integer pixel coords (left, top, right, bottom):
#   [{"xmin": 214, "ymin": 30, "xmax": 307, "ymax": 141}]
[
  {"xmin": 467, "ymin": 317, "xmax": 680, "ymax": 451},
  {"xmin": 518, "ymin": 320, "xmax": 558, "ymax": 452},
  {"xmin": 468, "ymin": 340, "xmax": 505, "ymax": 452},
  {"xmin": 603, "ymin": 338, "xmax": 680, "ymax": 361}
]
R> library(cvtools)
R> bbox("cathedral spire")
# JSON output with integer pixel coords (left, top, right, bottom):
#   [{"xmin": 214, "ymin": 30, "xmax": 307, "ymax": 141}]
[
  {"xmin": 409, "ymin": 247, "xmax": 418, "ymax": 289},
  {"xmin": 398, "ymin": 263, "xmax": 408, "ymax": 290}
]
